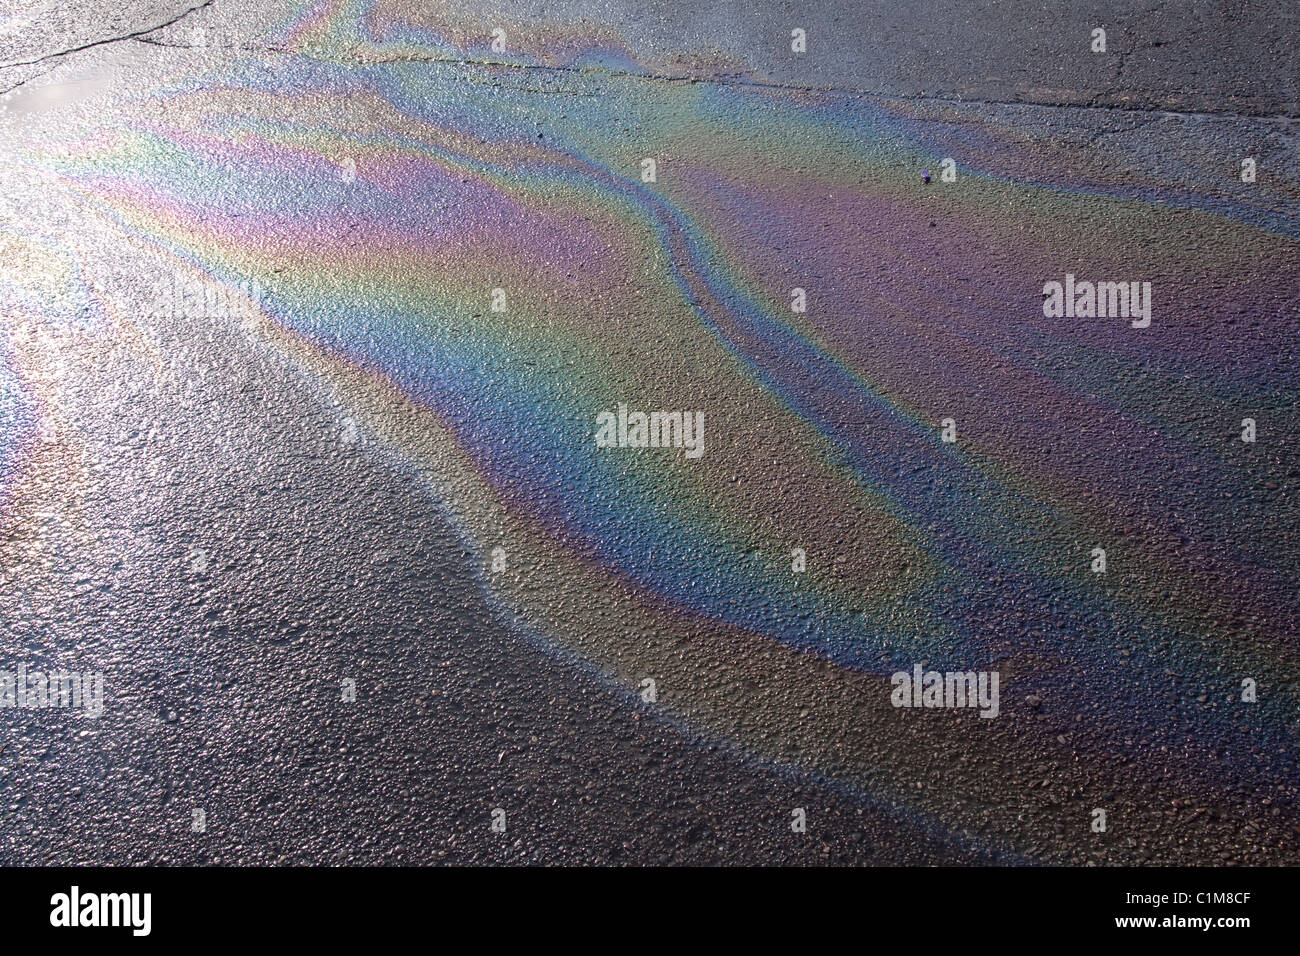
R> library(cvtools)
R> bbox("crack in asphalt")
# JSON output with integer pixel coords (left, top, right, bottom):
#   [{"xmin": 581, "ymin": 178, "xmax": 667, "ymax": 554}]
[
  {"xmin": 0, "ymin": 0, "xmax": 214, "ymax": 70},
  {"xmin": 3, "ymin": 5, "xmax": 1294, "ymax": 129},
  {"xmin": 0, "ymin": 67, "xmax": 53, "ymax": 97},
  {"xmin": 218, "ymin": 41, "xmax": 1300, "ymax": 126},
  {"xmin": 267, "ymin": 48, "xmax": 1300, "ymax": 126}
]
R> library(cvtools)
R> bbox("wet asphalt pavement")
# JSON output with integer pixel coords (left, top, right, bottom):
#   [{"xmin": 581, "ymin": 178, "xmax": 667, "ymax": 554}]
[
  {"xmin": 1, "ymin": 1, "xmax": 1297, "ymax": 866},
  {"xmin": 2, "ymin": 291, "xmax": 983, "ymax": 864}
]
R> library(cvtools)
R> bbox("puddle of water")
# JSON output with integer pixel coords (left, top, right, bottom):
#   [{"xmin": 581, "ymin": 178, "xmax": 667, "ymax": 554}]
[{"xmin": 1, "ymin": 40, "xmax": 219, "ymax": 125}]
